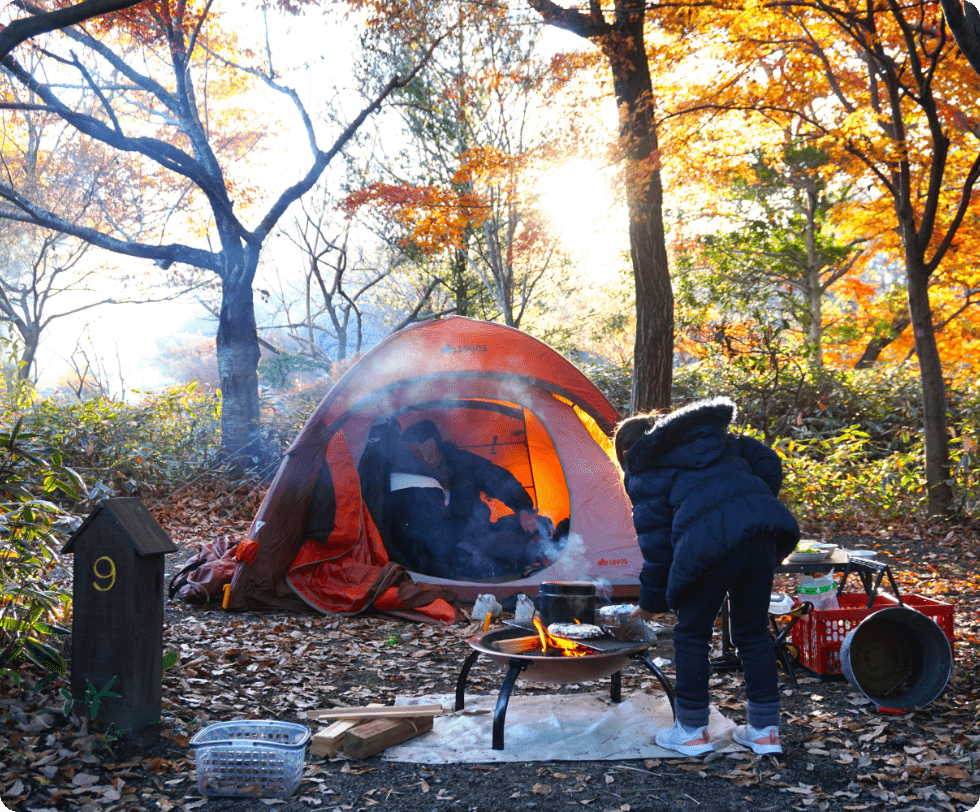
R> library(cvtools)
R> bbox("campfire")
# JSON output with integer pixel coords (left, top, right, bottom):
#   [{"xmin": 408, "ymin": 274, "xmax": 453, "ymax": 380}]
[
  {"xmin": 461, "ymin": 619, "xmax": 675, "ymax": 750},
  {"xmin": 491, "ymin": 618, "xmax": 594, "ymax": 657}
]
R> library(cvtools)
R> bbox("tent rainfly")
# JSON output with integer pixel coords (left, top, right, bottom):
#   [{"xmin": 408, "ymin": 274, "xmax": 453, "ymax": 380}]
[{"xmin": 226, "ymin": 317, "xmax": 639, "ymax": 621}]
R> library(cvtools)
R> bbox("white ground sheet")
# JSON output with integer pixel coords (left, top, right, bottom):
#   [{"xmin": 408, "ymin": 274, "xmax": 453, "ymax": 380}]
[{"xmin": 384, "ymin": 692, "xmax": 739, "ymax": 764}]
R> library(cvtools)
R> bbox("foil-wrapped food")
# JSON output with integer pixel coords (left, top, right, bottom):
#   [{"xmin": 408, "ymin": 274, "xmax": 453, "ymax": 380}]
[
  {"xmin": 547, "ymin": 622, "xmax": 603, "ymax": 640},
  {"xmin": 598, "ymin": 604, "xmax": 658, "ymax": 643}
]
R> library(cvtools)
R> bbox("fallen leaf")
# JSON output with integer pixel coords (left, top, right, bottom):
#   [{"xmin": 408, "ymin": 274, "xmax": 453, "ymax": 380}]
[
  {"xmin": 931, "ymin": 765, "xmax": 971, "ymax": 780},
  {"xmin": 72, "ymin": 773, "xmax": 99, "ymax": 788},
  {"xmin": 7, "ymin": 779, "xmax": 24, "ymax": 797}
]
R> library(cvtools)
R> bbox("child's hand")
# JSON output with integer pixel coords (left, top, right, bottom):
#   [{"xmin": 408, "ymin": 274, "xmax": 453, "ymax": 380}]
[{"xmin": 630, "ymin": 606, "xmax": 662, "ymax": 621}]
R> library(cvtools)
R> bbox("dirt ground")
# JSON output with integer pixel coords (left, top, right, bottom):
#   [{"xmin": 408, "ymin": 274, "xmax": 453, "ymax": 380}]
[{"xmin": 3, "ymin": 529, "xmax": 980, "ymax": 812}]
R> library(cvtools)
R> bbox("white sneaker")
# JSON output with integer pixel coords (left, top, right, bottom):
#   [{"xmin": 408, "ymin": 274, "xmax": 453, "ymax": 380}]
[
  {"xmin": 733, "ymin": 723, "xmax": 782, "ymax": 755},
  {"xmin": 655, "ymin": 719, "xmax": 713, "ymax": 756}
]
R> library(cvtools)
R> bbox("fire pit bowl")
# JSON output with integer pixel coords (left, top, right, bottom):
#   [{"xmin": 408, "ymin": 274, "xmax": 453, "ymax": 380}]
[
  {"xmin": 456, "ymin": 624, "xmax": 674, "ymax": 750},
  {"xmin": 468, "ymin": 626, "xmax": 642, "ymax": 684}
]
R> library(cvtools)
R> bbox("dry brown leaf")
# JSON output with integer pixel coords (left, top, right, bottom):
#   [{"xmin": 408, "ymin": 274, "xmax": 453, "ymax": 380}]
[
  {"xmin": 532, "ymin": 783, "xmax": 553, "ymax": 795},
  {"xmin": 948, "ymin": 791, "xmax": 980, "ymax": 802},
  {"xmin": 931, "ymin": 765, "xmax": 971, "ymax": 780}
]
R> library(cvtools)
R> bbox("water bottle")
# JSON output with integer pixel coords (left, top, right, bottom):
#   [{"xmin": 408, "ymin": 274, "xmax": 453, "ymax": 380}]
[
  {"xmin": 797, "ymin": 575, "xmax": 839, "ymax": 612},
  {"xmin": 515, "ymin": 593, "xmax": 536, "ymax": 623}
]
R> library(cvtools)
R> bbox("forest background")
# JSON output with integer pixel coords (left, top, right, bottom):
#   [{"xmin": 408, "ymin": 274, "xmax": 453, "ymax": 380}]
[{"xmin": 0, "ymin": 0, "xmax": 978, "ymax": 685}]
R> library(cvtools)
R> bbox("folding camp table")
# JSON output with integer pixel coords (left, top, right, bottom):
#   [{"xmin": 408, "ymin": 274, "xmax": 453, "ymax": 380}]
[{"xmin": 711, "ymin": 550, "xmax": 896, "ymax": 687}]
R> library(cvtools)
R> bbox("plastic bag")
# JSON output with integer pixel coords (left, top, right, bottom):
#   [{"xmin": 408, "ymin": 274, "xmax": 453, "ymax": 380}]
[{"xmin": 797, "ymin": 575, "xmax": 839, "ymax": 612}]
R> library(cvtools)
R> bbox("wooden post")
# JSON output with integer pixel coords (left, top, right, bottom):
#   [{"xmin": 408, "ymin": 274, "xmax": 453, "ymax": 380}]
[{"xmin": 62, "ymin": 498, "xmax": 177, "ymax": 741}]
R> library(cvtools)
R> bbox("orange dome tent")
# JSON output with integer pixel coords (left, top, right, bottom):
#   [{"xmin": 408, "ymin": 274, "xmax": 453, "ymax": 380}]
[{"xmin": 226, "ymin": 317, "xmax": 639, "ymax": 621}]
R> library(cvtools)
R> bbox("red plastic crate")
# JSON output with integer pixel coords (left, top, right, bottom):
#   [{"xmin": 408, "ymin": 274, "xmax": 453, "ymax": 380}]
[{"xmin": 791, "ymin": 593, "xmax": 955, "ymax": 677}]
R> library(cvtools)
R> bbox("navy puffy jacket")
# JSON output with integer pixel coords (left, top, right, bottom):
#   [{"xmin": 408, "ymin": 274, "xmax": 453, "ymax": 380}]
[{"xmin": 622, "ymin": 397, "xmax": 800, "ymax": 612}]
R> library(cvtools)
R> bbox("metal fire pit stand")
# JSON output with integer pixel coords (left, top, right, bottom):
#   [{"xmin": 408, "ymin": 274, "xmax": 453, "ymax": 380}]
[{"xmin": 455, "ymin": 625, "xmax": 675, "ymax": 751}]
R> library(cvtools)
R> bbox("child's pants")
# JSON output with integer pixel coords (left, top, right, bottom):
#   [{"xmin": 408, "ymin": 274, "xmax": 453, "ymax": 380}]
[{"xmin": 671, "ymin": 535, "xmax": 780, "ymax": 731}]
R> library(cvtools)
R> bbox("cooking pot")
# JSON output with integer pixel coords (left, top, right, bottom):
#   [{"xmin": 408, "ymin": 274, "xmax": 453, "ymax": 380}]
[{"xmin": 538, "ymin": 580, "xmax": 596, "ymax": 626}]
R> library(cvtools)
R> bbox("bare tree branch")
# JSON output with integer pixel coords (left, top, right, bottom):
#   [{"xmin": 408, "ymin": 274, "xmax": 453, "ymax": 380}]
[
  {"xmin": 0, "ymin": 182, "xmax": 221, "ymax": 271},
  {"xmin": 0, "ymin": 0, "xmax": 147, "ymax": 61}
]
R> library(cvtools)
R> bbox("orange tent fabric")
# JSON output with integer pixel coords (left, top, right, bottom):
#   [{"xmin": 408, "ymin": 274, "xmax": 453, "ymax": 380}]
[
  {"xmin": 244, "ymin": 432, "xmax": 457, "ymax": 623},
  {"xmin": 227, "ymin": 317, "xmax": 638, "ymax": 613}
]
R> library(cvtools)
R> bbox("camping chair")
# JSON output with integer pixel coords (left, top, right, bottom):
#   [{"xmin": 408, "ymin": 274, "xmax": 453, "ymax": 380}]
[{"xmin": 768, "ymin": 601, "xmax": 813, "ymax": 689}]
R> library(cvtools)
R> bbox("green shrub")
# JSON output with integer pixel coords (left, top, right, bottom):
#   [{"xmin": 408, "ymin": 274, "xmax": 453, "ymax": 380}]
[
  {"xmin": 670, "ymin": 361, "xmax": 979, "ymax": 522},
  {"xmin": 578, "ymin": 358, "xmax": 633, "ymax": 416},
  {"xmin": 773, "ymin": 428, "xmax": 926, "ymax": 522},
  {"xmin": 579, "ymin": 347, "xmax": 978, "ymax": 522},
  {"xmin": 0, "ymin": 418, "xmax": 81, "ymax": 685},
  {"xmin": 23, "ymin": 383, "xmax": 222, "ymax": 492}
]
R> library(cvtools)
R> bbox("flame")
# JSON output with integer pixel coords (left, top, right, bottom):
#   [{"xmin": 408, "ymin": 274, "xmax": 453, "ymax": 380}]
[{"xmin": 531, "ymin": 617, "xmax": 591, "ymax": 657}]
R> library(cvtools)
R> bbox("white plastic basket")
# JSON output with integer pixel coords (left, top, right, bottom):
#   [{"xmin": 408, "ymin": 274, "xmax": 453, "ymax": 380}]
[{"xmin": 190, "ymin": 720, "xmax": 311, "ymax": 798}]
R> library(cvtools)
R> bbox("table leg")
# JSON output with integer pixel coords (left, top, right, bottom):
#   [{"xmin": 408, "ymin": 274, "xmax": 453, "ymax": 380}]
[{"xmin": 711, "ymin": 595, "xmax": 743, "ymax": 671}]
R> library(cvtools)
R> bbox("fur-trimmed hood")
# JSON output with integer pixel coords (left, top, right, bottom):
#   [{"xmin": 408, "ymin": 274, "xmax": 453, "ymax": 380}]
[{"xmin": 624, "ymin": 397, "xmax": 737, "ymax": 476}]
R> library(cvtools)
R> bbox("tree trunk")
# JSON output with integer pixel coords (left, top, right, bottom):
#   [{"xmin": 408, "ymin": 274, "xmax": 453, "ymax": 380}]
[
  {"xmin": 453, "ymin": 249, "xmax": 468, "ymax": 316},
  {"xmin": 17, "ymin": 323, "xmax": 40, "ymax": 382},
  {"xmin": 807, "ymin": 265, "xmax": 823, "ymax": 369},
  {"xmin": 526, "ymin": 0, "xmax": 674, "ymax": 414},
  {"xmin": 602, "ymin": 2, "xmax": 673, "ymax": 413},
  {"xmin": 805, "ymin": 188, "xmax": 823, "ymax": 369},
  {"xmin": 854, "ymin": 315, "xmax": 911, "ymax": 369},
  {"xmin": 630, "ymin": 200, "xmax": 673, "ymax": 412},
  {"xmin": 216, "ymin": 259, "xmax": 263, "ymax": 466},
  {"xmin": 906, "ymin": 263, "xmax": 953, "ymax": 516}
]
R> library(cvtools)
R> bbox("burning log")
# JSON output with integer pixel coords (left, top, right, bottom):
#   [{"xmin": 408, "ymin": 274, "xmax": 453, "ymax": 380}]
[{"xmin": 492, "ymin": 635, "xmax": 543, "ymax": 655}]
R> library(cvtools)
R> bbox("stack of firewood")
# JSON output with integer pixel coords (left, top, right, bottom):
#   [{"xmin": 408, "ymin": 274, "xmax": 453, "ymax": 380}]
[{"xmin": 307, "ymin": 704, "xmax": 451, "ymax": 759}]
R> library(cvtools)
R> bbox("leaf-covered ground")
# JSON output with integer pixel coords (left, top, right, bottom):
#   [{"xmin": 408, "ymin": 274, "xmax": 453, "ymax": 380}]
[{"xmin": 3, "ymin": 483, "xmax": 980, "ymax": 812}]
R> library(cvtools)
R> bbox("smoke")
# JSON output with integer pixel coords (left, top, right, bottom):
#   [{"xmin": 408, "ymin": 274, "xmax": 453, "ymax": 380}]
[
  {"xmin": 532, "ymin": 533, "xmax": 611, "ymax": 601},
  {"xmin": 592, "ymin": 577, "xmax": 612, "ymax": 602},
  {"xmin": 451, "ymin": 519, "xmax": 569, "ymax": 582},
  {"xmin": 541, "ymin": 531, "xmax": 587, "ymax": 580}
]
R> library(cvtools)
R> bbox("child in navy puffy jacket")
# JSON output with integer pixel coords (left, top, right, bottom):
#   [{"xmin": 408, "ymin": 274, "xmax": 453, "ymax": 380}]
[{"xmin": 614, "ymin": 397, "xmax": 799, "ymax": 756}]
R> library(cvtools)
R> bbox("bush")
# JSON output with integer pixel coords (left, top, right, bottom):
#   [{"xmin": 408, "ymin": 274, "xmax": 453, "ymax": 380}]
[
  {"xmin": 586, "ymin": 347, "xmax": 978, "ymax": 523},
  {"xmin": 23, "ymin": 384, "xmax": 222, "ymax": 494},
  {"xmin": 0, "ymin": 418, "xmax": 81, "ymax": 684},
  {"xmin": 671, "ymin": 361, "xmax": 980, "ymax": 522},
  {"xmin": 577, "ymin": 358, "xmax": 633, "ymax": 416}
]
